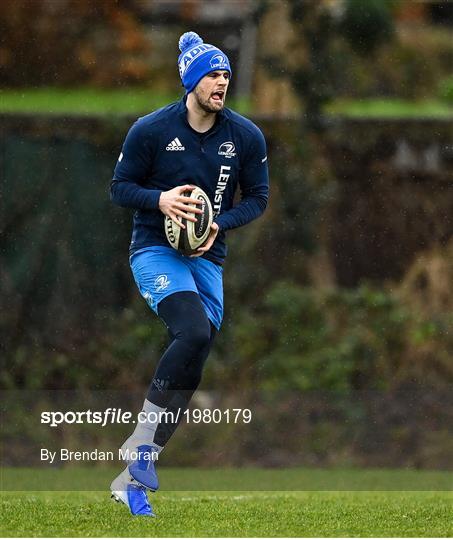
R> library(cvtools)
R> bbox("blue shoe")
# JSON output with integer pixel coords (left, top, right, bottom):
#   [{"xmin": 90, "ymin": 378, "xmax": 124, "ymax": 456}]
[
  {"xmin": 121, "ymin": 439, "xmax": 160, "ymax": 492},
  {"xmin": 110, "ymin": 468, "xmax": 156, "ymax": 517}
]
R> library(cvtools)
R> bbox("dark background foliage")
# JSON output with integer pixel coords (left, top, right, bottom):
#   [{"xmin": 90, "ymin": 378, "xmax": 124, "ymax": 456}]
[{"xmin": 1, "ymin": 0, "xmax": 452, "ymax": 468}]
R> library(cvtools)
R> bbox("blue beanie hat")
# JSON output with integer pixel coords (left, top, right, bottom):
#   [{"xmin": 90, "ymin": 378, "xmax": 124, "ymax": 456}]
[{"xmin": 178, "ymin": 31, "xmax": 232, "ymax": 93}]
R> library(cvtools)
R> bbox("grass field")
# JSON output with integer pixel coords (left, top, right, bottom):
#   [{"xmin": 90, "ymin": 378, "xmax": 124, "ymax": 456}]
[
  {"xmin": 325, "ymin": 98, "xmax": 453, "ymax": 118},
  {"xmin": 0, "ymin": 88, "xmax": 251, "ymax": 116},
  {"xmin": 1, "ymin": 468, "xmax": 452, "ymax": 537},
  {"xmin": 0, "ymin": 88, "xmax": 451, "ymax": 118}
]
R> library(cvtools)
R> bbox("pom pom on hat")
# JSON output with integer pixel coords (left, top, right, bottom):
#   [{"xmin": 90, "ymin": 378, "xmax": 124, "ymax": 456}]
[{"xmin": 179, "ymin": 31, "xmax": 203, "ymax": 53}]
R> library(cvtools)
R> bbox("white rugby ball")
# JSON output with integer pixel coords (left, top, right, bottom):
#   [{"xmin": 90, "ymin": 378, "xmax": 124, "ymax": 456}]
[{"xmin": 165, "ymin": 186, "xmax": 213, "ymax": 255}]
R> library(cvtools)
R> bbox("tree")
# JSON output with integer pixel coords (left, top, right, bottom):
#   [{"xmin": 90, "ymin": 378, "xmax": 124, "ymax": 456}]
[
  {"xmin": 0, "ymin": 0, "xmax": 151, "ymax": 87},
  {"xmin": 260, "ymin": 0, "xmax": 395, "ymax": 130}
]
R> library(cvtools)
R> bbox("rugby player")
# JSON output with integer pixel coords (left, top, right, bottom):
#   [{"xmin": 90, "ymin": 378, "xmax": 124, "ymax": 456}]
[{"xmin": 109, "ymin": 31, "xmax": 269, "ymax": 516}]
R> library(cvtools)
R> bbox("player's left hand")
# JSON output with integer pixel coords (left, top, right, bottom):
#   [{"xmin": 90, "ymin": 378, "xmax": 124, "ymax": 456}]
[{"xmin": 190, "ymin": 223, "xmax": 219, "ymax": 257}]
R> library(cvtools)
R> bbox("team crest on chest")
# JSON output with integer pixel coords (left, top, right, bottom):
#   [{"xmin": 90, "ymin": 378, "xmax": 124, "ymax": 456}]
[{"xmin": 218, "ymin": 141, "xmax": 236, "ymax": 158}]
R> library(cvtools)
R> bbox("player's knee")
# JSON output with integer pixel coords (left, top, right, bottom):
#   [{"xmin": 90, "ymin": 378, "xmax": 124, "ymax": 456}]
[
  {"xmin": 159, "ymin": 292, "xmax": 212, "ymax": 352},
  {"xmin": 183, "ymin": 322, "xmax": 211, "ymax": 351}
]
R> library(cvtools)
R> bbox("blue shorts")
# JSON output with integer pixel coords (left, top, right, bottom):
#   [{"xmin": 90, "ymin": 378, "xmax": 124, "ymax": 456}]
[{"xmin": 130, "ymin": 246, "xmax": 224, "ymax": 330}]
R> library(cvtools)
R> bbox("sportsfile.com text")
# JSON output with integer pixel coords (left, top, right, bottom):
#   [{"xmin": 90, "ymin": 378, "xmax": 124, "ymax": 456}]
[{"xmin": 40, "ymin": 408, "xmax": 252, "ymax": 427}]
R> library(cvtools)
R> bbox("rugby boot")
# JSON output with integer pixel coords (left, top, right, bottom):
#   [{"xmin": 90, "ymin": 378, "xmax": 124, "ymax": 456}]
[
  {"xmin": 110, "ymin": 467, "xmax": 155, "ymax": 517},
  {"xmin": 121, "ymin": 437, "xmax": 160, "ymax": 491}
]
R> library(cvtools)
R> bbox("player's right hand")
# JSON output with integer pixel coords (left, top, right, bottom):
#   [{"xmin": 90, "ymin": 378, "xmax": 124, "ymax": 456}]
[{"xmin": 158, "ymin": 185, "xmax": 203, "ymax": 228}]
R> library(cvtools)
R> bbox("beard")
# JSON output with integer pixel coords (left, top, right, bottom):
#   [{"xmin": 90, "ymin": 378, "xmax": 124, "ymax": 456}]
[{"xmin": 193, "ymin": 86, "xmax": 224, "ymax": 113}]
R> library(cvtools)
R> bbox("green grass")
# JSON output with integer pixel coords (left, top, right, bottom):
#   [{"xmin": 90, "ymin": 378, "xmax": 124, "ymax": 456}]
[
  {"xmin": 0, "ymin": 87, "xmax": 251, "ymax": 116},
  {"xmin": 1, "ymin": 88, "xmax": 451, "ymax": 118},
  {"xmin": 2, "ymin": 466, "xmax": 452, "ymax": 491},
  {"xmin": 326, "ymin": 98, "xmax": 453, "ymax": 118},
  {"xmin": 0, "ymin": 87, "xmax": 178, "ymax": 115},
  {"xmin": 1, "ymin": 490, "xmax": 451, "ymax": 537},
  {"xmin": 1, "ymin": 468, "xmax": 452, "ymax": 537}
]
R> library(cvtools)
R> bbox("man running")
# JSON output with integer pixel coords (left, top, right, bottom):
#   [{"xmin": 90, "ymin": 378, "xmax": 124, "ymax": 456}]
[{"xmin": 109, "ymin": 31, "xmax": 269, "ymax": 516}]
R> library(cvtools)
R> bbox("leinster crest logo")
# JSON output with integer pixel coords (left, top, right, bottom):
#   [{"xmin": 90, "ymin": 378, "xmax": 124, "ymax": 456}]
[
  {"xmin": 218, "ymin": 141, "xmax": 236, "ymax": 159},
  {"xmin": 210, "ymin": 53, "xmax": 229, "ymax": 70},
  {"xmin": 155, "ymin": 275, "xmax": 170, "ymax": 292}
]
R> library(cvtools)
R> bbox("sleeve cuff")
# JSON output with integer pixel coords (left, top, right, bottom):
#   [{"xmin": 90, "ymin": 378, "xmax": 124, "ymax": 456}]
[
  {"xmin": 147, "ymin": 190, "xmax": 162, "ymax": 210},
  {"xmin": 214, "ymin": 216, "xmax": 227, "ymax": 232}
]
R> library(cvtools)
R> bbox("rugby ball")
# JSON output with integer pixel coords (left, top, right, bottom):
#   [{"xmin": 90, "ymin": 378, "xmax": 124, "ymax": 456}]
[{"xmin": 165, "ymin": 186, "xmax": 213, "ymax": 255}]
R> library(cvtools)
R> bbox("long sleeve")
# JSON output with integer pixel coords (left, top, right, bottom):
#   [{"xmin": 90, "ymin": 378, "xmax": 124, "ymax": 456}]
[
  {"xmin": 110, "ymin": 120, "xmax": 162, "ymax": 210},
  {"xmin": 214, "ymin": 127, "xmax": 269, "ymax": 232}
]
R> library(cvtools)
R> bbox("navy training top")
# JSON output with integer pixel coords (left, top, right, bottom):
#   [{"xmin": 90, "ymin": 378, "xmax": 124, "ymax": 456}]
[{"xmin": 110, "ymin": 95, "xmax": 269, "ymax": 265}]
